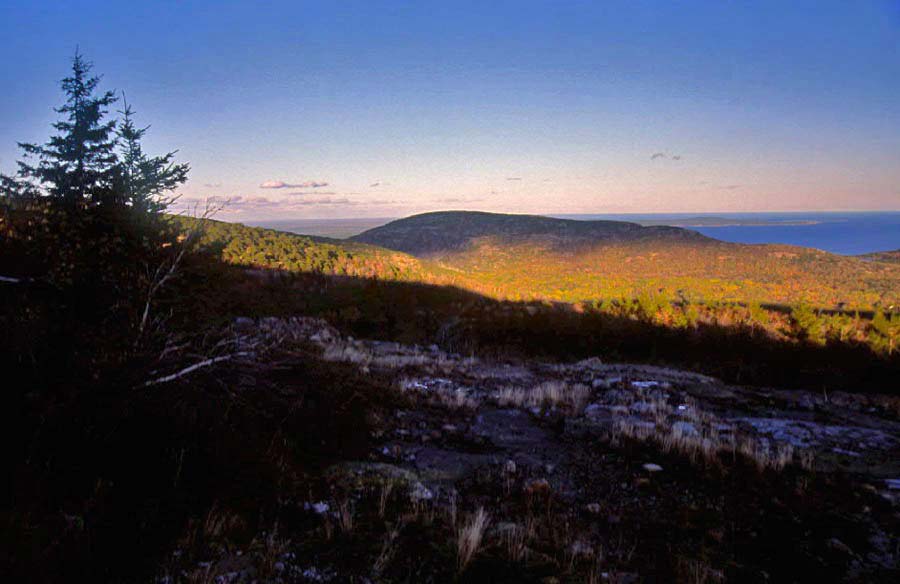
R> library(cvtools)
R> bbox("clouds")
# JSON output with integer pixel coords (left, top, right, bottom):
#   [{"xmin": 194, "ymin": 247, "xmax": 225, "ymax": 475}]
[
  {"xmin": 260, "ymin": 180, "xmax": 329, "ymax": 189},
  {"xmin": 176, "ymin": 194, "xmax": 403, "ymax": 216},
  {"xmin": 505, "ymin": 177, "xmax": 522, "ymax": 181},
  {"xmin": 431, "ymin": 197, "xmax": 486, "ymax": 204},
  {"xmin": 650, "ymin": 152, "xmax": 683, "ymax": 161}
]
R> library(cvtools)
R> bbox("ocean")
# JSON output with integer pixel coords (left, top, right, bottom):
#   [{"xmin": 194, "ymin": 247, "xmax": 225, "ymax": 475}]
[
  {"xmin": 253, "ymin": 211, "xmax": 900, "ymax": 256},
  {"xmin": 558, "ymin": 212, "xmax": 900, "ymax": 255}
]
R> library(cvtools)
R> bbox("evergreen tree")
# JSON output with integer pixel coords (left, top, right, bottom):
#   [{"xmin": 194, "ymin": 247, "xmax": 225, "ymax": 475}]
[
  {"xmin": 0, "ymin": 174, "xmax": 40, "ymax": 198},
  {"xmin": 791, "ymin": 302, "xmax": 823, "ymax": 344},
  {"xmin": 15, "ymin": 50, "xmax": 118, "ymax": 206},
  {"xmin": 116, "ymin": 95, "xmax": 189, "ymax": 212}
]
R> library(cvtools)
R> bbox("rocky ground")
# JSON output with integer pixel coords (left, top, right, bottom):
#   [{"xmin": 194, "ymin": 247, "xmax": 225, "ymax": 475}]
[{"xmin": 159, "ymin": 317, "xmax": 900, "ymax": 583}]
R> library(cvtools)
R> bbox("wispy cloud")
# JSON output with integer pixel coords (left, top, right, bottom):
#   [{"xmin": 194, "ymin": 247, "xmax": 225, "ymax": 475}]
[
  {"xmin": 202, "ymin": 182, "xmax": 222, "ymax": 188},
  {"xmin": 432, "ymin": 197, "xmax": 486, "ymax": 204},
  {"xmin": 719, "ymin": 184, "xmax": 742, "ymax": 190},
  {"xmin": 188, "ymin": 195, "xmax": 402, "ymax": 213},
  {"xmin": 505, "ymin": 177, "xmax": 522, "ymax": 181},
  {"xmin": 260, "ymin": 180, "xmax": 329, "ymax": 189},
  {"xmin": 650, "ymin": 152, "xmax": 683, "ymax": 161}
]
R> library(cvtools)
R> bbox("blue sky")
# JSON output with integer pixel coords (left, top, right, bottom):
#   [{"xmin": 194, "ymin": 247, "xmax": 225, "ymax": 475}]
[{"xmin": 2, "ymin": 1, "xmax": 899, "ymax": 219}]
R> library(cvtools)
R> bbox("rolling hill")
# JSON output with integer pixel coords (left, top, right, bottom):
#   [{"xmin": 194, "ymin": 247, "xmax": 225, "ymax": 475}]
[
  {"xmin": 352, "ymin": 211, "xmax": 900, "ymax": 309},
  {"xmin": 171, "ymin": 216, "xmax": 442, "ymax": 282},
  {"xmin": 351, "ymin": 210, "xmax": 708, "ymax": 256}
]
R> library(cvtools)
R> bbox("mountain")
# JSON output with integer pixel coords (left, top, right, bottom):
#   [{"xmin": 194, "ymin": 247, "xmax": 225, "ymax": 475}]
[
  {"xmin": 351, "ymin": 210, "xmax": 709, "ymax": 256},
  {"xmin": 351, "ymin": 211, "xmax": 899, "ymax": 309}
]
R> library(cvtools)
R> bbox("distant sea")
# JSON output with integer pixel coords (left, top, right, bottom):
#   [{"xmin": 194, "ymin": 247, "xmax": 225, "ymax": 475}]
[
  {"xmin": 253, "ymin": 212, "xmax": 900, "ymax": 256},
  {"xmin": 557, "ymin": 212, "xmax": 900, "ymax": 255},
  {"xmin": 246, "ymin": 218, "xmax": 395, "ymax": 240}
]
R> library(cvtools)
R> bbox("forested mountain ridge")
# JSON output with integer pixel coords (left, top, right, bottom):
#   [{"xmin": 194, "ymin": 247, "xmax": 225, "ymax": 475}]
[
  {"xmin": 351, "ymin": 210, "xmax": 710, "ymax": 256},
  {"xmin": 349, "ymin": 211, "xmax": 899, "ymax": 310},
  {"xmin": 171, "ymin": 215, "xmax": 442, "ymax": 281}
]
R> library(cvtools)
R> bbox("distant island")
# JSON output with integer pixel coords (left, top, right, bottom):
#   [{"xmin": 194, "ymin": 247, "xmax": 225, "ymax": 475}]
[{"xmin": 859, "ymin": 249, "xmax": 900, "ymax": 264}]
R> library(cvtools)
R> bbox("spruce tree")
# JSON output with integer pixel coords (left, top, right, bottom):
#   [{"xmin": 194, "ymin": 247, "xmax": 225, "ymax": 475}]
[
  {"xmin": 116, "ymin": 95, "xmax": 189, "ymax": 212},
  {"xmin": 15, "ymin": 50, "xmax": 118, "ymax": 206}
]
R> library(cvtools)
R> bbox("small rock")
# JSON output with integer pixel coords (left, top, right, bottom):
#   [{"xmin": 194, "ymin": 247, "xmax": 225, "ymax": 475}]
[
  {"xmin": 631, "ymin": 380, "xmax": 660, "ymax": 389},
  {"xmin": 304, "ymin": 501, "xmax": 330, "ymax": 515},
  {"xmin": 642, "ymin": 463, "xmax": 664, "ymax": 473},
  {"xmin": 569, "ymin": 540, "xmax": 593, "ymax": 558},
  {"xmin": 524, "ymin": 478, "xmax": 551, "ymax": 497},
  {"xmin": 827, "ymin": 537, "xmax": 855, "ymax": 557},
  {"xmin": 233, "ymin": 316, "xmax": 254, "ymax": 329},
  {"xmin": 672, "ymin": 421, "xmax": 698, "ymax": 437},
  {"xmin": 584, "ymin": 403, "xmax": 604, "ymax": 417},
  {"xmin": 410, "ymin": 482, "xmax": 433, "ymax": 501}
]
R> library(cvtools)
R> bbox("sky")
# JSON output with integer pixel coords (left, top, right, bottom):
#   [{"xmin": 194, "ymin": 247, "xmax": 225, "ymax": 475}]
[{"xmin": 1, "ymin": 1, "xmax": 899, "ymax": 219}]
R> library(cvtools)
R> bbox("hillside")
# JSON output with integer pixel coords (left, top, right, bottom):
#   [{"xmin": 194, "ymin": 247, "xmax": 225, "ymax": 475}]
[
  {"xmin": 860, "ymin": 249, "xmax": 900, "ymax": 265},
  {"xmin": 353, "ymin": 211, "xmax": 900, "ymax": 309},
  {"xmin": 171, "ymin": 216, "xmax": 441, "ymax": 282},
  {"xmin": 351, "ymin": 210, "xmax": 708, "ymax": 256}
]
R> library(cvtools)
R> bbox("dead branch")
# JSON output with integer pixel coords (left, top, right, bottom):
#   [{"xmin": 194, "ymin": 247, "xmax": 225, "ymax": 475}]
[
  {"xmin": 141, "ymin": 351, "xmax": 252, "ymax": 388},
  {"xmin": 135, "ymin": 198, "xmax": 226, "ymax": 347}
]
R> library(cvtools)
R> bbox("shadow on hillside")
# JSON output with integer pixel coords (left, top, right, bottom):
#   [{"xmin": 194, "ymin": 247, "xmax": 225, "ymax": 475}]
[
  {"xmin": 186, "ymin": 260, "xmax": 899, "ymax": 394},
  {"xmin": 2, "ymin": 242, "xmax": 897, "ymax": 582}
]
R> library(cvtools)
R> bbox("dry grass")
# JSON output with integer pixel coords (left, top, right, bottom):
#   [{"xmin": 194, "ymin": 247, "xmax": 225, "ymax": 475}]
[
  {"xmin": 675, "ymin": 556, "xmax": 726, "ymax": 583},
  {"xmin": 337, "ymin": 499, "xmax": 355, "ymax": 533},
  {"xmin": 373, "ymin": 524, "xmax": 401, "ymax": 577},
  {"xmin": 495, "ymin": 380, "xmax": 590, "ymax": 412},
  {"xmin": 253, "ymin": 523, "xmax": 291, "ymax": 579},
  {"xmin": 501, "ymin": 523, "xmax": 529, "ymax": 562},
  {"xmin": 457, "ymin": 506, "xmax": 491, "ymax": 572},
  {"xmin": 399, "ymin": 377, "xmax": 480, "ymax": 409},
  {"xmin": 429, "ymin": 387, "xmax": 479, "ymax": 410},
  {"xmin": 378, "ymin": 480, "xmax": 395, "ymax": 519},
  {"xmin": 606, "ymin": 391, "xmax": 815, "ymax": 471}
]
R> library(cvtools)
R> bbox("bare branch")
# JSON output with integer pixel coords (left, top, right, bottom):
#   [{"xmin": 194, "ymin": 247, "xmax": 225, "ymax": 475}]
[
  {"xmin": 140, "ymin": 351, "xmax": 251, "ymax": 388},
  {"xmin": 0, "ymin": 275, "xmax": 27, "ymax": 284},
  {"xmin": 134, "ymin": 198, "xmax": 225, "ymax": 347}
]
